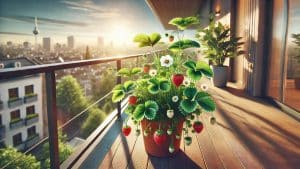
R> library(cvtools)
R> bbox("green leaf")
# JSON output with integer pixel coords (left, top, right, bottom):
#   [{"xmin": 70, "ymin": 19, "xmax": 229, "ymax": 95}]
[
  {"xmin": 113, "ymin": 84, "xmax": 124, "ymax": 91},
  {"xmin": 125, "ymin": 105, "xmax": 135, "ymax": 115},
  {"xmin": 133, "ymin": 34, "xmax": 151, "ymax": 47},
  {"xmin": 148, "ymin": 84, "xmax": 159, "ymax": 94},
  {"xmin": 148, "ymin": 78, "xmax": 160, "ymax": 85},
  {"xmin": 124, "ymin": 81, "xmax": 135, "ymax": 92},
  {"xmin": 131, "ymin": 67, "xmax": 142, "ymax": 75},
  {"xmin": 144, "ymin": 101, "xmax": 158, "ymax": 120},
  {"xmin": 117, "ymin": 68, "xmax": 130, "ymax": 76},
  {"xmin": 159, "ymin": 79, "xmax": 171, "ymax": 92},
  {"xmin": 150, "ymin": 33, "xmax": 161, "ymax": 46},
  {"xmin": 196, "ymin": 92, "xmax": 216, "ymax": 112},
  {"xmin": 169, "ymin": 40, "xmax": 200, "ymax": 52},
  {"xmin": 183, "ymin": 87, "xmax": 198, "ymax": 99},
  {"xmin": 112, "ymin": 90, "xmax": 125, "ymax": 103},
  {"xmin": 183, "ymin": 60, "xmax": 196, "ymax": 69},
  {"xmin": 133, "ymin": 104, "xmax": 145, "ymax": 121},
  {"xmin": 168, "ymin": 16, "xmax": 199, "ymax": 30},
  {"xmin": 180, "ymin": 100, "xmax": 198, "ymax": 113},
  {"xmin": 187, "ymin": 69, "xmax": 202, "ymax": 81},
  {"xmin": 196, "ymin": 61, "xmax": 213, "ymax": 77}
]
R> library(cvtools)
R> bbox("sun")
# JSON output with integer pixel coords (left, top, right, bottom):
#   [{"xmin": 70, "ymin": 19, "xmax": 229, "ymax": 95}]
[{"xmin": 110, "ymin": 25, "xmax": 132, "ymax": 46}]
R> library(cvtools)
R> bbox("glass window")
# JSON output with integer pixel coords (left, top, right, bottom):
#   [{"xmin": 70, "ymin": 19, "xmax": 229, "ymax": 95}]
[
  {"xmin": 27, "ymin": 126, "xmax": 36, "ymax": 137},
  {"xmin": 13, "ymin": 133, "xmax": 22, "ymax": 146},
  {"xmin": 8, "ymin": 88, "xmax": 18, "ymax": 99},
  {"xmin": 26, "ymin": 106, "xmax": 35, "ymax": 115},
  {"xmin": 25, "ymin": 85, "xmax": 34, "ymax": 95},
  {"xmin": 0, "ymin": 115, "xmax": 2, "ymax": 125},
  {"xmin": 10, "ymin": 109, "xmax": 20, "ymax": 120}
]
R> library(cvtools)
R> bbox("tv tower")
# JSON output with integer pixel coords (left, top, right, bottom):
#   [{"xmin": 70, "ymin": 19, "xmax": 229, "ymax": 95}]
[{"xmin": 33, "ymin": 17, "xmax": 39, "ymax": 51}]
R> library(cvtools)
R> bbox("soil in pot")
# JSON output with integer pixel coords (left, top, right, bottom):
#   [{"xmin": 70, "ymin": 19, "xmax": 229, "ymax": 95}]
[{"xmin": 141, "ymin": 118, "xmax": 184, "ymax": 157}]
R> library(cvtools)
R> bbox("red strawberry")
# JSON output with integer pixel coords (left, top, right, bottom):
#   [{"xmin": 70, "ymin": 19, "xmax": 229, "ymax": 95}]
[
  {"xmin": 128, "ymin": 95, "xmax": 138, "ymax": 105},
  {"xmin": 122, "ymin": 125, "xmax": 131, "ymax": 136},
  {"xmin": 193, "ymin": 121, "xmax": 204, "ymax": 133},
  {"xmin": 143, "ymin": 65, "xmax": 150, "ymax": 73},
  {"xmin": 169, "ymin": 36, "xmax": 174, "ymax": 42},
  {"xmin": 172, "ymin": 74, "xmax": 184, "ymax": 87},
  {"xmin": 153, "ymin": 129, "xmax": 167, "ymax": 145}
]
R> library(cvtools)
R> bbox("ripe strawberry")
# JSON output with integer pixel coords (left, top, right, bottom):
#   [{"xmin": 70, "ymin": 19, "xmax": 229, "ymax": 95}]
[
  {"xmin": 128, "ymin": 95, "xmax": 137, "ymax": 105},
  {"xmin": 193, "ymin": 121, "xmax": 204, "ymax": 133},
  {"xmin": 122, "ymin": 125, "xmax": 131, "ymax": 136},
  {"xmin": 172, "ymin": 74, "xmax": 184, "ymax": 87},
  {"xmin": 169, "ymin": 36, "xmax": 174, "ymax": 42},
  {"xmin": 143, "ymin": 65, "xmax": 151, "ymax": 73},
  {"xmin": 153, "ymin": 129, "xmax": 167, "ymax": 145}
]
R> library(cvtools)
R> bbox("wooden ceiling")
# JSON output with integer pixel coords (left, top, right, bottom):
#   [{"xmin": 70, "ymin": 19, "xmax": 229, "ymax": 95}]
[{"xmin": 146, "ymin": 0, "xmax": 212, "ymax": 30}]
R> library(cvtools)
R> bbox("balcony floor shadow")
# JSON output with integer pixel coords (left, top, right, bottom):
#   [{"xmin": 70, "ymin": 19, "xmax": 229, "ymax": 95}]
[{"xmin": 78, "ymin": 87, "xmax": 300, "ymax": 169}]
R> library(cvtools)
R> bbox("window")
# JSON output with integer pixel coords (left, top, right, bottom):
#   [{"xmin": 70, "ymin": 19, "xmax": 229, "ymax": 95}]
[
  {"xmin": 25, "ymin": 85, "xmax": 34, "ymax": 95},
  {"xmin": 13, "ymin": 133, "xmax": 22, "ymax": 146},
  {"xmin": 27, "ymin": 126, "xmax": 36, "ymax": 137},
  {"xmin": 10, "ymin": 110, "xmax": 20, "ymax": 120},
  {"xmin": 0, "ymin": 115, "xmax": 2, "ymax": 125},
  {"xmin": 26, "ymin": 106, "xmax": 35, "ymax": 115},
  {"xmin": 8, "ymin": 88, "xmax": 18, "ymax": 99}
]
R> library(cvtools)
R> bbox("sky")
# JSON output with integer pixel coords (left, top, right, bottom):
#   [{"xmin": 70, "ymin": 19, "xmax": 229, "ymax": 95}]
[{"xmin": 0, "ymin": 0, "xmax": 166, "ymax": 47}]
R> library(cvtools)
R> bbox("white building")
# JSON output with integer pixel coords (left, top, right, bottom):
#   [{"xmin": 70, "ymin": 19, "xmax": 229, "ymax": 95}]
[
  {"xmin": 43, "ymin": 37, "xmax": 51, "ymax": 51},
  {"xmin": 67, "ymin": 36, "xmax": 74, "ymax": 49},
  {"xmin": 0, "ymin": 58, "xmax": 43, "ymax": 151}
]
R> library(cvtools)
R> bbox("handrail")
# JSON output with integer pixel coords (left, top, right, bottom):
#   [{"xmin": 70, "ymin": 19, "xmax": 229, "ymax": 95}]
[{"xmin": 0, "ymin": 50, "xmax": 162, "ymax": 79}]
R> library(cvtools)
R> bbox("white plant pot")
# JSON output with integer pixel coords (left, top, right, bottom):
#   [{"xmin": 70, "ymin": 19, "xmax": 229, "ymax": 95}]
[{"xmin": 211, "ymin": 65, "xmax": 228, "ymax": 87}]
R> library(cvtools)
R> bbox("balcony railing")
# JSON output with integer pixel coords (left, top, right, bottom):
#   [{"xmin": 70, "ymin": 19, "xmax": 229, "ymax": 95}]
[
  {"xmin": 0, "ymin": 51, "xmax": 163, "ymax": 169},
  {"xmin": 25, "ymin": 134, "xmax": 40, "ymax": 149},
  {"xmin": 9, "ymin": 118, "xmax": 24, "ymax": 129},
  {"xmin": 24, "ymin": 93, "xmax": 38, "ymax": 103},
  {"xmin": 25, "ymin": 114, "xmax": 39, "ymax": 126},
  {"xmin": 7, "ymin": 97, "xmax": 23, "ymax": 108}
]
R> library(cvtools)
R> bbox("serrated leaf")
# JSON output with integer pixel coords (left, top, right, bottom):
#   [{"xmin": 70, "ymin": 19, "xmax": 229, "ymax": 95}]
[
  {"xmin": 145, "ymin": 100, "xmax": 159, "ymax": 111},
  {"xmin": 196, "ymin": 92, "xmax": 216, "ymax": 112},
  {"xmin": 148, "ymin": 78, "xmax": 160, "ymax": 85},
  {"xmin": 150, "ymin": 33, "xmax": 161, "ymax": 46},
  {"xmin": 133, "ymin": 104, "xmax": 145, "ymax": 121},
  {"xmin": 131, "ymin": 67, "xmax": 142, "ymax": 75},
  {"xmin": 168, "ymin": 16, "xmax": 199, "ymax": 30},
  {"xmin": 183, "ymin": 60, "xmax": 196, "ymax": 69},
  {"xmin": 113, "ymin": 84, "xmax": 124, "ymax": 91},
  {"xmin": 144, "ymin": 101, "xmax": 158, "ymax": 120},
  {"xmin": 124, "ymin": 81, "xmax": 135, "ymax": 92},
  {"xmin": 159, "ymin": 79, "xmax": 171, "ymax": 92},
  {"xmin": 183, "ymin": 87, "xmax": 198, "ymax": 99},
  {"xmin": 196, "ymin": 61, "xmax": 213, "ymax": 77},
  {"xmin": 112, "ymin": 90, "xmax": 125, "ymax": 103},
  {"xmin": 133, "ymin": 34, "xmax": 151, "ymax": 45},
  {"xmin": 117, "ymin": 68, "xmax": 130, "ymax": 76},
  {"xmin": 187, "ymin": 69, "xmax": 202, "ymax": 81},
  {"xmin": 125, "ymin": 105, "xmax": 135, "ymax": 115},
  {"xmin": 148, "ymin": 84, "xmax": 159, "ymax": 94},
  {"xmin": 169, "ymin": 40, "xmax": 200, "ymax": 52},
  {"xmin": 180, "ymin": 100, "xmax": 198, "ymax": 113}
]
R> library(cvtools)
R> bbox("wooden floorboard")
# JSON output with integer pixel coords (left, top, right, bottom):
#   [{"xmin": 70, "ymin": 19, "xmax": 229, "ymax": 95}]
[{"xmin": 96, "ymin": 87, "xmax": 300, "ymax": 169}]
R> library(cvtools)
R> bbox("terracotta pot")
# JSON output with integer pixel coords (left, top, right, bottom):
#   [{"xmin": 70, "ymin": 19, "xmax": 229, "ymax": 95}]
[{"xmin": 141, "ymin": 118, "xmax": 184, "ymax": 157}]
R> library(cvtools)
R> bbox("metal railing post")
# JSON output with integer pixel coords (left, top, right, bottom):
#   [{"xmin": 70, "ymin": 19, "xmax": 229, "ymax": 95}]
[
  {"xmin": 116, "ymin": 60, "xmax": 122, "ymax": 117},
  {"xmin": 45, "ymin": 71, "xmax": 60, "ymax": 169}
]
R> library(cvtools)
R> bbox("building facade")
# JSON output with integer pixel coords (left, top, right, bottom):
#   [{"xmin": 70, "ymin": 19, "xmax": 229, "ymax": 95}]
[
  {"xmin": 67, "ymin": 36, "xmax": 74, "ymax": 49},
  {"xmin": 0, "ymin": 58, "xmax": 43, "ymax": 151},
  {"xmin": 43, "ymin": 37, "xmax": 51, "ymax": 51}
]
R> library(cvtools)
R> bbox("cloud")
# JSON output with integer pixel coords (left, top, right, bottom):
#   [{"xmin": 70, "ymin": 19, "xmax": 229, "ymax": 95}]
[
  {"xmin": 61, "ymin": 0, "xmax": 120, "ymax": 19},
  {"xmin": 0, "ymin": 15, "xmax": 88, "ymax": 27},
  {"xmin": 0, "ymin": 32, "xmax": 32, "ymax": 36}
]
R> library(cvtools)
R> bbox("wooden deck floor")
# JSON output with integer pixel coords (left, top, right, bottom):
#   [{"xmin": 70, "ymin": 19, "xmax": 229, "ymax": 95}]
[{"xmin": 85, "ymin": 87, "xmax": 300, "ymax": 169}]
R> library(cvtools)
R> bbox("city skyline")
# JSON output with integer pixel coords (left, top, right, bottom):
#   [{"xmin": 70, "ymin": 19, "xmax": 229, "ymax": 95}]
[{"xmin": 0, "ymin": 0, "xmax": 166, "ymax": 47}]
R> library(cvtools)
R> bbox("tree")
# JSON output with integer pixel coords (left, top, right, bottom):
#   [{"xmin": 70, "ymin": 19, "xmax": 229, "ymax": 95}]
[
  {"xmin": 0, "ymin": 147, "xmax": 40, "ymax": 169},
  {"xmin": 81, "ymin": 108, "xmax": 106, "ymax": 138},
  {"xmin": 56, "ymin": 75, "xmax": 88, "ymax": 117},
  {"xmin": 41, "ymin": 131, "xmax": 73, "ymax": 169}
]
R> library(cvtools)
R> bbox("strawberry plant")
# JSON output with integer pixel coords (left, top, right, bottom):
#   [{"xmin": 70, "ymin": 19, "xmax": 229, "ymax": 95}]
[{"xmin": 111, "ymin": 16, "xmax": 217, "ymax": 156}]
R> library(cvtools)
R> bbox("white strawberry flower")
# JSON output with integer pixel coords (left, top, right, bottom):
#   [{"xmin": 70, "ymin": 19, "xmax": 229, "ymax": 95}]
[
  {"xmin": 160, "ymin": 55, "xmax": 174, "ymax": 67},
  {"xmin": 201, "ymin": 83, "xmax": 208, "ymax": 91},
  {"xmin": 149, "ymin": 69, "xmax": 157, "ymax": 77},
  {"xmin": 183, "ymin": 77, "xmax": 191, "ymax": 87},
  {"xmin": 172, "ymin": 96, "xmax": 179, "ymax": 102}
]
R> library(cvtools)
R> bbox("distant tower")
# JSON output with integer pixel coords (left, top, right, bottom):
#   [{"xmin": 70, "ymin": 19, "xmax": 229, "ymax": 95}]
[
  {"xmin": 67, "ymin": 36, "xmax": 74, "ymax": 49},
  {"xmin": 32, "ymin": 17, "xmax": 39, "ymax": 51}
]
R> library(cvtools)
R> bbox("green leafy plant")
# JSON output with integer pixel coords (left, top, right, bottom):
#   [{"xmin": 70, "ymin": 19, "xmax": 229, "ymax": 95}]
[
  {"xmin": 24, "ymin": 93, "xmax": 37, "ymax": 98},
  {"xmin": 25, "ymin": 113, "xmax": 38, "ymax": 120},
  {"xmin": 111, "ymin": 16, "xmax": 217, "ymax": 152},
  {"xmin": 197, "ymin": 18, "xmax": 243, "ymax": 66}
]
